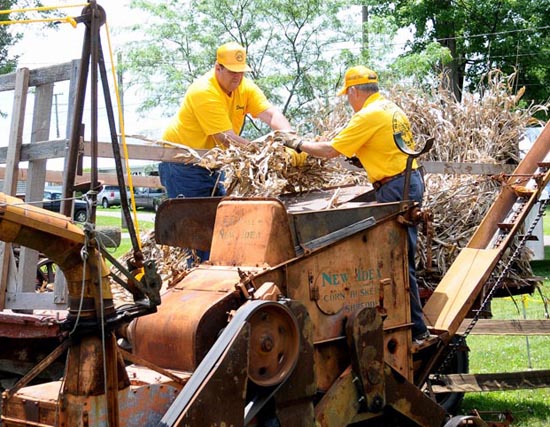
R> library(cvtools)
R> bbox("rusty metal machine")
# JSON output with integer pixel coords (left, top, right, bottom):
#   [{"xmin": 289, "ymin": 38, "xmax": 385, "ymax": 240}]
[
  {"xmin": 1, "ymin": 2, "xmax": 550, "ymax": 426},
  {"xmin": 1, "ymin": 121, "xmax": 550, "ymax": 426}
]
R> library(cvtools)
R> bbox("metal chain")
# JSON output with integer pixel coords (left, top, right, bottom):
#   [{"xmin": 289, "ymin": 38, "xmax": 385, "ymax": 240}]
[{"xmin": 434, "ymin": 195, "xmax": 549, "ymax": 376}]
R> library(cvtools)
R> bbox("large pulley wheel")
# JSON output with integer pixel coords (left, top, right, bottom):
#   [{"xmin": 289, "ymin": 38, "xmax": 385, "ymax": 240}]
[{"xmin": 247, "ymin": 302, "xmax": 300, "ymax": 387}]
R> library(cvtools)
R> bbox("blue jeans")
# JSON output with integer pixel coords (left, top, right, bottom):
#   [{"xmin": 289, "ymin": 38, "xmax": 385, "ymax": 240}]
[
  {"xmin": 375, "ymin": 169, "xmax": 427, "ymax": 337},
  {"xmin": 159, "ymin": 162, "xmax": 226, "ymax": 262},
  {"xmin": 158, "ymin": 162, "xmax": 226, "ymax": 198}
]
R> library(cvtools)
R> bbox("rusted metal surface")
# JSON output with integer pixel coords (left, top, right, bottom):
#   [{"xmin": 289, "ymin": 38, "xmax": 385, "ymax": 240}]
[
  {"xmin": 248, "ymin": 303, "xmax": 299, "ymax": 386},
  {"xmin": 0, "ymin": 312, "xmax": 63, "ymax": 339},
  {"xmin": 209, "ymin": 198, "xmax": 296, "ymax": 267},
  {"xmin": 347, "ymin": 307, "xmax": 385, "ymax": 413},
  {"xmin": 314, "ymin": 366, "xmax": 364, "ymax": 426},
  {"xmin": 154, "ymin": 197, "xmax": 222, "ymax": 250},
  {"xmin": 3, "ymin": 378, "xmax": 181, "ymax": 427},
  {"xmin": 385, "ymin": 364, "xmax": 447, "ymax": 427},
  {"xmin": 272, "ymin": 301, "xmax": 316, "ymax": 425},
  {"xmin": 130, "ymin": 268, "xmax": 244, "ymax": 370},
  {"xmin": 284, "ymin": 218, "xmax": 412, "ymax": 382}
]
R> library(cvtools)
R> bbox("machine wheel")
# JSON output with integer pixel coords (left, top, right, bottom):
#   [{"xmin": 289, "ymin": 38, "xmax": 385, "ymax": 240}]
[
  {"xmin": 102, "ymin": 198, "xmax": 110, "ymax": 209},
  {"xmin": 444, "ymin": 415, "xmax": 488, "ymax": 426},
  {"xmin": 36, "ymin": 257, "xmax": 56, "ymax": 291},
  {"xmin": 427, "ymin": 335, "xmax": 469, "ymax": 415},
  {"xmin": 247, "ymin": 303, "xmax": 300, "ymax": 387}
]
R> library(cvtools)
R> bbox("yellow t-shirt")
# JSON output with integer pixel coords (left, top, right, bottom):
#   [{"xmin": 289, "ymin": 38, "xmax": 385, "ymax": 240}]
[
  {"xmin": 331, "ymin": 92, "xmax": 417, "ymax": 183},
  {"xmin": 162, "ymin": 69, "xmax": 272, "ymax": 149}
]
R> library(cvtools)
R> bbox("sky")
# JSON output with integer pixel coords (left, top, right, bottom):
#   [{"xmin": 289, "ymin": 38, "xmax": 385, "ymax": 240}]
[{"xmin": 0, "ymin": 0, "xmax": 168, "ymax": 171}]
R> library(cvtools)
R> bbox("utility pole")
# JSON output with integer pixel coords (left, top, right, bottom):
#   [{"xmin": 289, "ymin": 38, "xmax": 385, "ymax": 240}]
[
  {"xmin": 362, "ymin": 3, "xmax": 369, "ymax": 61},
  {"xmin": 53, "ymin": 92, "xmax": 62, "ymax": 138}
]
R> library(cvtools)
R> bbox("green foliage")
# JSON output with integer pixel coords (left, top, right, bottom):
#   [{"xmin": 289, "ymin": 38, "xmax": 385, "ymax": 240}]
[
  {"xmin": 0, "ymin": 1, "xmax": 56, "ymax": 75},
  {"xmin": 121, "ymin": 0, "xmax": 362, "ymax": 136},
  {"xmin": 367, "ymin": 0, "xmax": 550, "ymax": 106}
]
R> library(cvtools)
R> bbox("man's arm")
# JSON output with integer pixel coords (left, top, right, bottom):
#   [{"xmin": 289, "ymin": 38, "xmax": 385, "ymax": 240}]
[
  {"xmin": 257, "ymin": 106, "xmax": 293, "ymax": 131},
  {"xmin": 293, "ymin": 140, "xmax": 341, "ymax": 159}
]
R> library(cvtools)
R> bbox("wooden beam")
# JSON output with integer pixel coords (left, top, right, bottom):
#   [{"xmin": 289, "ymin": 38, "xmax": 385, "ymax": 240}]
[
  {"xmin": 458, "ymin": 319, "xmax": 550, "ymax": 335},
  {"xmin": 431, "ymin": 370, "xmax": 550, "ymax": 393},
  {"xmin": 0, "ymin": 140, "xmax": 206, "ymax": 164},
  {"xmin": 420, "ymin": 160, "xmax": 514, "ymax": 175},
  {"xmin": 0, "ymin": 62, "xmax": 75, "ymax": 92},
  {"xmin": 0, "ymin": 167, "xmax": 161, "ymax": 188}
]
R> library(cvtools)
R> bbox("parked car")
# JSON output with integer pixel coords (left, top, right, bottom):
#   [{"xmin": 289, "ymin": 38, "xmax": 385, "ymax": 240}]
[
  {"xmin": 133, "ymin": 187, "xmax": 167, "ymax": 211},
  {"xmin": 17, "ymin": 188, "xmax": 88, "ymax": 222},
  {"xmin": 97, "ymin": 185, "xmax": 129, "ymax": 208}
]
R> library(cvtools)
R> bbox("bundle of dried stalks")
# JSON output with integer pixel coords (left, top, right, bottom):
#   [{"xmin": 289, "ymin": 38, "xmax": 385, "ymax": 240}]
[{"xmin": 393, "ymin": 70, "xmax": 549, "ymax": 290}]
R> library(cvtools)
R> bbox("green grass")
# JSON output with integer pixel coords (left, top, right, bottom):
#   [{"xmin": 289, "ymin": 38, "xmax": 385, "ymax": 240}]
[
  {"xmin": 94, "ymin": 210, "xmax": 154, "ymax": 260},
  {"xmin": 458, "ymin": 267, "xmax": 550, "ymax": 426}
]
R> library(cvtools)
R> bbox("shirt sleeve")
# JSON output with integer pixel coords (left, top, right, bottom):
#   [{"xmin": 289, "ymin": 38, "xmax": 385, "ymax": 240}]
[{"xmin": 331, "ymin": 109, "xmax": 384, "ymax": 157}]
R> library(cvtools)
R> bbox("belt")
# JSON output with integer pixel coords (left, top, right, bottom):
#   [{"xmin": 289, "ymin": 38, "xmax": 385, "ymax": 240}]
[{"xmin": 372, "ymin": 169, "xmax": 417, "ymax": 191}]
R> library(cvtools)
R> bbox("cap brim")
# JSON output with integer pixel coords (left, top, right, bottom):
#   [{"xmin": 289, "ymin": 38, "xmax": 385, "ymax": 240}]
[
  {"xmin": 223, "ymin": 63, "xmax": 252, "ymax": 72},
  {"xmin": 337, "ymin": 86, "xmax": 347, "ymax": 96}
]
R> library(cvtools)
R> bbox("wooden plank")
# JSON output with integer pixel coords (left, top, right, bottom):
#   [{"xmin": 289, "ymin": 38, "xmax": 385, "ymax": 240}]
[
  {"xmin": 0, "ymin": 139, "xmax": 207, "ymax": 164},
  {"xmin": 420, "ymin": 160, "xmax": 514, "ymax": 175},
  {"xmin": 458, "ymin": 319, "xmax": 550, "ymax": 335},
  {"xmin": 0, "ymin": 68, "xmax": 29, "ymax": 310},
  {"xmin": 0, "ymin": 167, "xmax": 161, "ymax": 188},
  {"xmin": 18, "ymin": 83, "xmax": 54, "ymax": 295},
  {"xmin": 431, "ymin": 370, "xmax": 550, "ymax": 393},
  {"xmin": 423, "ymin": 248, "xmax": 501, "ymax": 334},
  {"xmin": 0, "ymin": 62, "xmax": 74, "ymax": 92}
]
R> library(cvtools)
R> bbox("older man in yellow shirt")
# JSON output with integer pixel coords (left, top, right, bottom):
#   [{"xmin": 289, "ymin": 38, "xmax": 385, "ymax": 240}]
[
  {"xmin": 160, "ymin": 41, "xmax": 292, "ymax": 199},
  {"xmin": 284, "ymin": 66, "xmax": 429, "ymax": 343}
]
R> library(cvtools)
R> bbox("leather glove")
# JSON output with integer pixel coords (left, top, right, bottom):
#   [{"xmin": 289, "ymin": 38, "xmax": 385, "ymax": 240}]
[
  {"xmin": 273, "ymin": 130, "xmax": 304, "ymax": 153},
  {"xmin": 284, "ymin": 147, "xmax": 308, "ymax": 167},
  {"xmin": 346, "ymin": 156, "xmax": 362, "ymax": 168}
]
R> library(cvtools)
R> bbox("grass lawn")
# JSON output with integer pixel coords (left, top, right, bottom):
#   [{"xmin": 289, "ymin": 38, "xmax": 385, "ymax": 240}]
[
  {"xmin": 94, "ymin": 207, "xmax": 154, "ymax": 260},
  {"xmin": 458, "ymin": 260, "xmax": 550, "ymax": 426}
]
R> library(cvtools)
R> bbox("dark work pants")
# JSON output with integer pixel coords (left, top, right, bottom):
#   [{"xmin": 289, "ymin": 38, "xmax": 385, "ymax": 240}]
[
  {"xmin": 159, "ymin": 162, "xmax": 226, "ymax": 262},
  {"xmin": 374, "ymin": 169, "xmax": 427, "ymax": 338}
]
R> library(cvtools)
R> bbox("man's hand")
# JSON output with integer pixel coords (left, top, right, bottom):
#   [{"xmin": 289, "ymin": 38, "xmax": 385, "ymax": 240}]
[{"xmin": 273, "ymin": 130, "xmax": 304, "ymax": 153}]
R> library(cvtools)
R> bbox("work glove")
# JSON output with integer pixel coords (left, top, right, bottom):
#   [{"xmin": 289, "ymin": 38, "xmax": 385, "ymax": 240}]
[
  {"xmin": 346, "ymin": 156, "xmax": 363, "ymax": 169},
  {"xmin": 273, "ymin": 130, "xmax": 304, "ymax": 153},
  {"xmin": 284, "ymin": 147, "xmax": 308, "ymax": 167}
]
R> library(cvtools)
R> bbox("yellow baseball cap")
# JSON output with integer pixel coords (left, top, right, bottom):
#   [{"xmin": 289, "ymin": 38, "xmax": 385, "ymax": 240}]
[
  {"xmin": 337, "ymin": 66, "xmax": 378, "ymax": 95},
  {"xmin": 216, "ymin": 42, "xmax": 252, "ymax": 72}
]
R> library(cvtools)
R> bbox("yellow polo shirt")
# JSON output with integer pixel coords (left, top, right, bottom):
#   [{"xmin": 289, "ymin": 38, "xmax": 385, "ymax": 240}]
[
  {"xmin": 162, "ymin": 69, "xmax": 271, "ymax": 149},
  {"xmin": 331, "ymin": 92, "xmax": 417, "ymax": 183}
]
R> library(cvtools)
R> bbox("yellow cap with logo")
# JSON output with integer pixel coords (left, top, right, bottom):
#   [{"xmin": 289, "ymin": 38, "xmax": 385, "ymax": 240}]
[
  {"xmin": 216, "ymin": 42, "xmax": 252, "ymax": 72},
  {"xmin": 337, "ymin": 66, "xmax": 378, "ymax": 95}
]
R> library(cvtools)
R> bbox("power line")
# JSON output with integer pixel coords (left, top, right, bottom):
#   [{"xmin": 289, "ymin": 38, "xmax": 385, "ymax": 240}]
[{"xmin": 435, "ymin": 25, "xmax": 550, "ymax": 43}]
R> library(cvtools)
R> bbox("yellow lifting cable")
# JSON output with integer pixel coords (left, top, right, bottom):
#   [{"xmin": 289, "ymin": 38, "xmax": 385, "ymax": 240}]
[
  {"xmin": 105, "ymin": 21, "xmax": 142, "ymax": 249},
  {"xmin": 0, "ymin": 3, "xmax": 87, "ymax": 27}
]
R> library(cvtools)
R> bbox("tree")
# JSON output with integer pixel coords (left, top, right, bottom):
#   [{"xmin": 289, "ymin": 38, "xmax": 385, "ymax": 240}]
[
  {"xmin": 0, "ymin": 1, "xmax": 54, "ymax": 75},
  {"xmin": 119, "ymin": 0, "xmax": 365, "ymax": 137},
  {"xmin": 367, "ymin": 0, "xmax": 550, "ymax": 105}
]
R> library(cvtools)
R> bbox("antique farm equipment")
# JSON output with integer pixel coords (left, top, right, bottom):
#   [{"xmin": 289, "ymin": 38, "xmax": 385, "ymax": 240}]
[
  {"xmin": 1, "ymin": 1, "xmax": 550, "ymax": 426},
  {"xmin": 0, "ymin": 121, "xmax": 549, "ymax": 426}
]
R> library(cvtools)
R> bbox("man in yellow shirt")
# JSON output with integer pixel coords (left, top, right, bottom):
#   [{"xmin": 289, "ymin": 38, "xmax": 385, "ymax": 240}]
[
  {"xmin": 284, "ymin": 66, "xmax": 429, "ymax": 343},
  {"xmin": 160, "ymin": 41, "xmax": 292, "ymax": 199}
]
